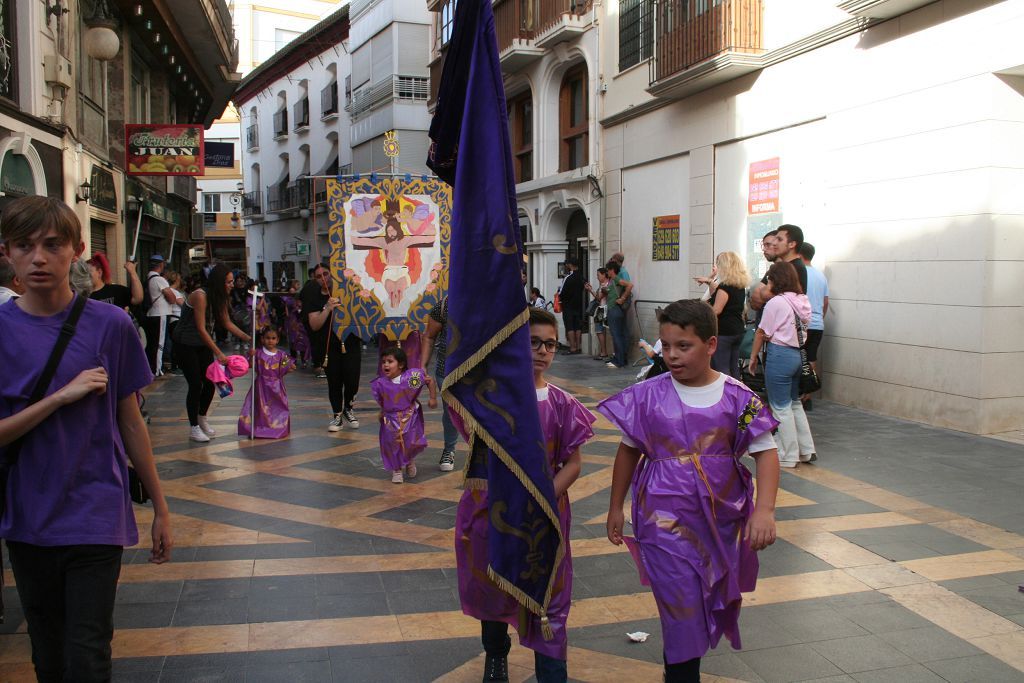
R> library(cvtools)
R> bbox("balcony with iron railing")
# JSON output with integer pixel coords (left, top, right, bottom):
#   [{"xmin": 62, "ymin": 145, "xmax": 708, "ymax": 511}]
[
  {"xmin": 273, "ymin": 109, "xmax": 289, "ymax": 138},
  {"xmin": 345, "ymin": 75, "xmax": 430, "ymax": 120},
  {"xmin": 266, "ymin": 180, "xmax": 312, "ymax": 214},
  {"xmin": 648, "ymin": 0, "xmax": 764, "ymax": 98},
  {"xmin": 535, "ymin": 0, "xmax": 592, "ymax": 47},
  {"xmin": 246, "ymin": 124, "xmax": 259, "ymax": 151},
  {"xmin": 494, "ymin": 0, "xmax": 544, "ymax": 72},
  {"xmin": 321, "ymin": 83, "xmax": 339, "ymax": 118},
  {"xmin": 293, "ymin": 98, "xmax": 310, "ymax": 131},
  {"xmin": 242, "ymin": 190, "xmax": 263, "ymax": 216}
]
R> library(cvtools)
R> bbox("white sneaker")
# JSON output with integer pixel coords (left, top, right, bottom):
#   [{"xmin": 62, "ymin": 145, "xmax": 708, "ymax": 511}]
[
  {"xmin": 327, "ymin": 413, "xmax": 343, "ymax": 432},
  {"xmin": 391, "ymin": 470, "xmax": 404, "ymax": 484},
  {"xmin": 342, "ymin": 408, "xmax": 360, "ymax": 429},
  {"xmin": 190, "ymin": 425, "xmax": 211, "ymax": 443},
  {"xmin": 779, "ymin": 459, "xmax": 798, "ymax": 468},
  {"xmin": 197, "ymin": 416, "xmax": 217, "ymax": 438}
]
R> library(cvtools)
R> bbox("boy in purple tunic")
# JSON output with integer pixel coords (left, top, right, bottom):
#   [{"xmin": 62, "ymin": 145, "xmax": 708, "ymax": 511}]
[
  {"xmin": 239, "ymin": 325, "xmax": 297, "ymax": 439},
  {"xmin": 371, "ymin": 347, "xmax": 437, "ymax": 483},
  {"xmin": 600, "ymin": 300, "xmax": 780, "ymax": 683},
  {"xmin": 0, "ymin": 196, "xmax": 173, "ymax": 681},
  {"xmin": 455, "ymin": 308, "xmax": 595, "ymax": 682}
]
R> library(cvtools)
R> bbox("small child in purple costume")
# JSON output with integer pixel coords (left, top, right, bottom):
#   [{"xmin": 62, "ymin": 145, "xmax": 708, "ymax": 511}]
[
  {"xmin": 371, "ymin": 347, "xmax": 437, "ymax": 484},
  {"xmin": 454, "ymin": 308, "xmax": 595, "ymax": 682},
  {"xmin": 600, "ymin": 300, "xmax": 781, "ymax": 683}
]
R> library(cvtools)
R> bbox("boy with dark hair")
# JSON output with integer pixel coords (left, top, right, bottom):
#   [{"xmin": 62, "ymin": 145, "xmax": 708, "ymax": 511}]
[
  {"xmin": 455, "ymin": 305, "xmax": 595, "ymax": 682},
  {"xmin": 600, "ymin": 298, "xmax": 780, "ymax": 683}
]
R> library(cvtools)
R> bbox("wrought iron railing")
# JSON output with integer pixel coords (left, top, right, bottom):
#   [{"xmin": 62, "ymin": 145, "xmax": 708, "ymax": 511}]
[
  {"xmin": 293, "ymin": 98, "xmax": 310, "ymax": 129},
  {"xmin": 649, "ymin": 0, "xmax": 763, "ymax": 84},
  {"xmin": 246, "ymin": 124, "xmax": 259, "ymax": 150},
  {"xmin": 273, "ymin": 109, "xmax": 289, "ymax": 137},
  {"xmin": 321, "ymin": 83, "xmax": 339, "ymax": 117}
]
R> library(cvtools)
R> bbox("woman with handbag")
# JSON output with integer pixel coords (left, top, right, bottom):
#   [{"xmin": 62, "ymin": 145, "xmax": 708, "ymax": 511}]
[
  {"xmin": 584, "ymin": 267, "xmax": 611, "ymax": 361},
  {"xmin": 0, "ymin": 196, "xmax": 173, "ymax": 681},
  {"xmin": 748, "ymin": 261, "xmax": 817, "ymax": 467}
]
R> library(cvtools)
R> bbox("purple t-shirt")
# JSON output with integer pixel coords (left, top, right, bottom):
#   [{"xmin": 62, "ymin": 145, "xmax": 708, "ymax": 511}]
[{"xmin": 0, "ymin": 296, "xmax": 153, "ymax": 546}]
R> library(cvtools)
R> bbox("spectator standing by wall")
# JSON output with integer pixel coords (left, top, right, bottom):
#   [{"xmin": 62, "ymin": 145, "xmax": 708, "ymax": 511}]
[
  {"xmin": 699, "ymin": 252, "xmax": 750, "ymax": 379},
  {"xmin": 585, "ymin": 268, "xmax": 610, "ymax": 361},
  {"xmin": 748, "ymin": 229, "xmax": 779, "ymax": 317},
  {"xmin": 605, "ymin": 260, "xmax": 634, "ymax": 369},
  {"xmin": 143, "ymin": 256, "xmax": 175, "ymax": 376},
  {"xmin": 799, "ymin": 242, "xmax": 828, "ymax": 375},
  {"xmin": 559, "ymin": 257, "xmax": 585, "ymax": 354}
]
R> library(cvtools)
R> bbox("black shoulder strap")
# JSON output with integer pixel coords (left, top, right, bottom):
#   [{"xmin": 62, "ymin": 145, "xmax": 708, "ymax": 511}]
[{"xmin": 5, "ymin": 295, "xmax": 88, "ymax": 462}]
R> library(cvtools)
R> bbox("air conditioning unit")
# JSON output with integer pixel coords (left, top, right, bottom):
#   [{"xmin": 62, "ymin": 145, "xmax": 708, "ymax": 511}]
[{"xmin": 43, "ymin": 55, "xmax": 74, "ymax": 89}]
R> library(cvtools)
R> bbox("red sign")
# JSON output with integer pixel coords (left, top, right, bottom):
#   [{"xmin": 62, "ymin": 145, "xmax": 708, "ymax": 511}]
[
  {"xmin": 748, "ymin": 157, "xmax": 780, "ymax": 215},
  {"xmin": 125, "ymin": 124, "xmax": 205, "ymax": 176}
]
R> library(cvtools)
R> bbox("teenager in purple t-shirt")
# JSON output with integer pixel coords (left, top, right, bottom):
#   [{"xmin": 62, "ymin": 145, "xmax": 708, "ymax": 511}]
[{"xmin": 0, "ymin": 196, "xmax": 173, "ymax": 681}]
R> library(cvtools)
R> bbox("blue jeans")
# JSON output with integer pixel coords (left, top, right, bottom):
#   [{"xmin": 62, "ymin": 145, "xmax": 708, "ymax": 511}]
[
  {"xmin": 712, "ymin": 333, "xmax": 742, "ymax": 379},
  {"xmin": 765, "ymin": 343, "xmax": 816, "ymax": 462},
  {"xmin": 607, "ymin": 304, "xmax": 628, "ymax": 367},
  {"xmin": 435, "ymin": 366, "xmax": 458, "ymax": 452}
]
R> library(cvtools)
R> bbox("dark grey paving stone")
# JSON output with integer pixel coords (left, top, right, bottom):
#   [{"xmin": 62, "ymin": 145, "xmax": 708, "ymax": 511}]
[
  {"xmin": 113, "ymin": 602, "xmax": 177, "ymax": 629},
  {"xmin": 711, "ymin": 608, "xmax": 802, "ymax": 653},
  {"xmin": 836, "ymin": 525, "xmax": 988, "ymax": 561},
  {"xmin": 115, "ymin": 581, "xmax": 182, "ymax": 605},
  {"xmin": 180, "ymin": 578, "xmax": 251, "ymax": 602},
  {"xmin": 112, "ymin": 656, "xmax": 165, "ymax": 672},
  {"xmin": 950, "ymin": 584, "xmax": 1024, "ymax": 617},
  {"xmin": 763, "ymin": 606, "xmax": 868, "ymax": 644},
  {"xmin": 245, "ymin": 660, "xmax": 333, "ymax": 682},
  {"xmin": 700, "ymin": 654, "xmax": 767, "ymax": 682},
  {"xmin": 170, "ymin": 597, "xmax": 248, "ymax": 627},
  {"xmin": 386, "ymin": 587, "xmax": 460, "ymax": 615},
  {"xmin": 841, "ymin": 601, "xmax": 934, "ymax": 634},
  {"xmin": 938, "ymin": 575, "xmax": 1009, "ymax": 592},
  {"xmin": 158, "ymin": 669, "xmax": 244, "ymax": 682},
  {"xmin": 571, "ymin": 553, "xmax": 636, "ymax": 578},
  {"xmin": 316, "ymin": 571, "xmax": 385, "ymax": 596},
  {"xmin": 578, "ymin": 569, "xmax": 647, "ymax": 599},
  {"xmin": 203, "ymin": 472, "xmax": 376, "ymax": 509},
  {"xmin": 156, "ymin": 459, "xmax": 227, "ymax": 480},
  {"xmin": 250, "ymin": 574, "xmax": 318, "ymax": 597},
  {"xmin": 881, "ymin": 626, "xmax": 982, "ymax": 663},
  {"xmin": 810, "ymin": 634, "xmax": 914, "ymax": 674},
  {"xmin": 229, "ymin": 435, "xmax": 347, "ymax": 461},
  {"xmin": 128, "ymin": 546, "xmax": 198, "ymax": 565},
  {"xmin": 111, "ymin": 672, "xmax": 161, "ymax": 683},
  {"xmin": 371, "ymin": 498, "xmax": 458, "ymax": 529},
  {"xmin": 380, "ymin": 569, "xmax": 452, "ymax": 593},
  {"xmin": 851, "ymin": 664, "xmax": 945, "ymax": 682},
  {"xmin": 316, "ymin": 592, "xmax": 391, "ymax": 619},
  {"xmin": 738, "ymin": 643, "xmax": 845, "ymax": 682},
  {"xmin": 298, "ymin": 453, "xmax": 385, "ymax": 476},
  {"xmin": 162, "ymin": 652, "xmax": 248, "ymax": 670},
  {"xmin": 774, "ymin": 500, "xmax": 886, "ymax": 521},
  {"xmin": 756, "ymin": 539, "xmax": 835, "ymax": 578},
  {"xmin": 924, "ymin": 654, "xmax": 1024, "ymax": 683},
  {"xmin": 247, "ymin": 595, "xmax": 317, "ymax": 623}
]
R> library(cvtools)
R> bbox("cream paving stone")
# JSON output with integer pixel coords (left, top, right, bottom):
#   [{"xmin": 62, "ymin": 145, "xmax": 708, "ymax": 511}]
[
  {"xmin": 842, "ymin": 563, "xmax": 930, "ymax": 590},
  {"xmin": 776, "ymin": 512, "xmax": 920, "ymax": 536},
  {"xmin": 931, "ymin": 518, "xmax": 1024, "ymax": 550},
  {"xmin": 743, "ymin": 570, "xmax": 874, "ymax": 607},
  {"xmin": 881, "ymin": 583, "xmax": 1021, "ymax": 640},
  {"xmin": 112, "ymin": 623, "xmax": 251, "ymax": 658},
  {"xmin": 784, "ymin": 532, "xmax": 892, "ymax": 569},
  {"xmin": 968, "ymin": 631, "xmax": 1024, "ymax": 673},
  {"xmin": 248, "ymin": 615, "xmax": 404, "ymax": 651},
  {"xmin": 899, "ymin": 550, "xmax": 1024, "ymax": 582}
]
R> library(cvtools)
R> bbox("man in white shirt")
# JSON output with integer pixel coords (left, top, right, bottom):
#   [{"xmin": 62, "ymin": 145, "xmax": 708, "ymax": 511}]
[
  {"xmin": 143, "ymin": 255, "xmax": 176, "ymax": 376},
  {"xmin": 0, "ymin": 257, "xmax": 22, "ymax": 305}
]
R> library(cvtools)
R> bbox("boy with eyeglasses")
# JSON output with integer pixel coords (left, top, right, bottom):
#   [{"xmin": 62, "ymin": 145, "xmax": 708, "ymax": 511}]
[{"xmin": 454, "ymin": 307, "xmax": 595, "ymax": 682}]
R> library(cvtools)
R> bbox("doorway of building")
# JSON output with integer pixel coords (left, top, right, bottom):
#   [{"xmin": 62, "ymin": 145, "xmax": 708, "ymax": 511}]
[{"xmin": 566, "ymin": 209, "xmax": 588, "ymax": 277}]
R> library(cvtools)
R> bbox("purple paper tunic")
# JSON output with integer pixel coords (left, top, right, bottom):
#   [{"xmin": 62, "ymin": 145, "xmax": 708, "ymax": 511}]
[
  {"xmin": 597, "ymin": 373, "xmax": 778, "ymax": 664},
  {"xmin": 371, "ymin": 368, "xmax": 430, "ymax": 470},
  {"xmin": 238, "ymin": 349, "xmax": 296, "ymax": 439},
  {"xmin": 455, "ymin": 383, "xmax": 595, "ymax": 660},
  {"xmin": 283, "ymin": 296, "xmax": 311, "ymax": 363}
]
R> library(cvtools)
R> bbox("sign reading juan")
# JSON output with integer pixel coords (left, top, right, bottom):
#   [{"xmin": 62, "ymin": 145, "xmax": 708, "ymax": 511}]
[{"xmin": 125, "ymin": 124, "xmax": 205, "ymax": 176}]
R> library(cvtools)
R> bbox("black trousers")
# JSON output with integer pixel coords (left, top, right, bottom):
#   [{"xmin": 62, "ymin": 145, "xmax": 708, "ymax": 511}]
[
  {"xmin": 142, "ymin": 316, "xmax": 163, "ymax": 374},
  {"xmin": 7, "ymin": 542, "xmax": 123, "ymax": 683},
  {"xmin": 481, "ymin": 621, "xmax": 566, "ymax": 682},
  {"xmin": 176, "ymin": 343, "xmax": 214, "ymax": 426},
  {"xmin": 326, "ymin": 334, "xmax": 362, "ymax": 414},
  {"xmin": 665, "ymin": 655, "xmax": 701, "ymax": 683}
]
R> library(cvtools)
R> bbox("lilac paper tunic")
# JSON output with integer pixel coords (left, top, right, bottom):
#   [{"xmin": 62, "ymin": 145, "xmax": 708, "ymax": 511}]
[
  {"xmin": 371, "ymin": 368, "xmax": 429, "ymax": 470},
  {"xmin": 455, "ymin": 383, "xmax": 595, "ymax": 660},
  {"xmin": 238, "ymin": 349, "xmax": 297, "ymax": 439},
  {"xmin": 597, "ymin": 374, "xmax": 778, "ymax": 664},
  {"xmin": 283, "ymin": 296, "xmax": 311, "ymax": 363}
]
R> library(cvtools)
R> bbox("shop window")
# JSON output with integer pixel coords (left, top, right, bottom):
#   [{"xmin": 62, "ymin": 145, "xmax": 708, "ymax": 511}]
[
  {"xmin": 203, "ymin": 193, "xmax": 222, "ymax": 213},
  {"xmin": 0, "ymin": 0, "xmax": 16, "ymax": 103},
  {"xmin": 508, "ymin": 91, "xmax": 533, "ymax": 183},
  {"xmin": 130, "ymin": 54, "xmax": 151, "ymax": 123},
  {"xmin": 559, "ymin": 65, "xmax": 588, "ymax": 172},
  {"xmin": 619, "ymin": 0, "xmax": 653, "ymax": 72}
]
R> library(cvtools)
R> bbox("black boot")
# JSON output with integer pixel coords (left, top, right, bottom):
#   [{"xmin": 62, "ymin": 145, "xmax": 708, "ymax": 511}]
[{"xmin": 482, "ymin": 654, "xmax": 509, "ymax": 682}]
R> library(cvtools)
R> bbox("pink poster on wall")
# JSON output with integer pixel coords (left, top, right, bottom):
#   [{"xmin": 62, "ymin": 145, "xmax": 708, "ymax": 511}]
[{"xmin": 748, "ymin": 157, "xmax": 780, "ymax": 215}]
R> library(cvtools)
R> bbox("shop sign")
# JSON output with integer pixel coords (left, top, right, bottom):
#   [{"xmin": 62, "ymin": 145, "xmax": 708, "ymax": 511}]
[
  {"xmin": 143, "ymin": 199, "xmax": 183, "ymax": 226},
  {"xmin": 125, "ymin": 124, "xmax": 205, "ymax": 176},
  {"xmin": 652, "ymin": 214, "xmax": 680, "ymax": 262},
  {"xmin": 748, "ymin": 157, "xmax": 780, "ymax": 215},
  {"xmin": 89, "ymin": 165, "xmax": 117, "ymax": 212},
  {"xmin": 0, "ymin": 150, "xmax": 35, "ymax": 196},
  {"xmin": 203, "ymin": 141, "xmax": 234, "ymax": 168}
]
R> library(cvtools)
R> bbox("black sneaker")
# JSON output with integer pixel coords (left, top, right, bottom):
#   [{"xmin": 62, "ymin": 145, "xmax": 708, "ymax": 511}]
[
  {"xmin": 439, "ymin": 450, "xmax": 455, "ymax": 472},
  {"xmin": 482, "ymin": 655, "xmax": 508, "ymax": 682},
  {"xmin": 342, "ymin": 408, "xmax": 360, "ymax": 429}
]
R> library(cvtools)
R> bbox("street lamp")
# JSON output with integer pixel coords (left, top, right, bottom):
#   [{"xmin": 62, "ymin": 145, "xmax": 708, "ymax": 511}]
[
  {"xmin": 84, "ymin": 0, "xmax": 121, "ymax": 62},
  {"xmin": 76, "ymin": 180, "xmax": 92, "ymax": 203}
]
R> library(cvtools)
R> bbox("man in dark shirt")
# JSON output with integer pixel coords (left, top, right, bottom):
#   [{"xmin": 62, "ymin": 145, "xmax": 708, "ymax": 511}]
[
  {"xmin": 750, "ymin": 225, "xmax": 808, "ymax": 313},
  {"xmin": 559, "ymin": 257, "xmax": 585, "ymax": 354}
]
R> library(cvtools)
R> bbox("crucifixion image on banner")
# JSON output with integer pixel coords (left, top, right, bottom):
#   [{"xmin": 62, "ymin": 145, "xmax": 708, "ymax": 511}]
[{"xmin": 326, "ymin": 175, "xmax": 451, "ymax": 342}]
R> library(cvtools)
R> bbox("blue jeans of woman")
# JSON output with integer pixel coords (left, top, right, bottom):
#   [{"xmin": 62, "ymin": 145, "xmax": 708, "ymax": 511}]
[
  {"xmin": 712, "ymin": 333, "xmax": 742, "ymax": 379},
  {"xmin": 764, "ymin": 343, "xmax": 816, "ymax": 464},
  {"xmin": 435, "ymin": 367, "xmax": 458, "ymax": 452},
  {"xmin": 606, "ymin": 304, "xmax": 628, "ymax": 367}
]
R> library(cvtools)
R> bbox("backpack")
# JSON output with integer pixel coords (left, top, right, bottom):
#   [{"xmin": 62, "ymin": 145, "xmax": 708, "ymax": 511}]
[{"xmin": 133, "ymin": 273, "xmax": 160, "ymax": 322}]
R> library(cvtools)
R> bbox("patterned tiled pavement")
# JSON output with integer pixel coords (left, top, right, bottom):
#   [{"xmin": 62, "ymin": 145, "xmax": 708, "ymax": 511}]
[{"xmin": 2, "ymin": 351, "xmax": 1024, "ymax": 682}]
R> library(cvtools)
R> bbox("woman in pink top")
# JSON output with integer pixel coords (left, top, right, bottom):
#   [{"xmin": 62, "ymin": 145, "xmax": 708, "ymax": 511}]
[{"xmin": 748, "ymin": 261, "xmax": 817, "ymax": 467}]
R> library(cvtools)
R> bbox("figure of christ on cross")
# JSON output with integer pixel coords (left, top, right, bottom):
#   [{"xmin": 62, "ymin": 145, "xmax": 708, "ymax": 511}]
[{"xmin": 351, "ymin": 217, "xmax": 437, "ymax": 308}]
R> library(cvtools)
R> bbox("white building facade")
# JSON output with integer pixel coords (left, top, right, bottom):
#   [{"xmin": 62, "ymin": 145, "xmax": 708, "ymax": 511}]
[{"xmin": 594, "ymin": 0, "xmax": 1024, "ymax": 435}]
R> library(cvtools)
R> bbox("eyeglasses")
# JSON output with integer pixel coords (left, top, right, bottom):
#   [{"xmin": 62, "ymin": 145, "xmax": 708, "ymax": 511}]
[{"xmin": 530, "ymin": 338, "xmax": 558, "ymax": 353}]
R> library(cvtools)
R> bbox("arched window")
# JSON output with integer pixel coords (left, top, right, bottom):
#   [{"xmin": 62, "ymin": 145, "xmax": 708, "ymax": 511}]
[
  {"xmin": 559, "ymin": 64, "xmax": 588, "ymax": 172},
  {"xmin": 508, "ymin": 90, "xmax": 533, "ymax": 183}
]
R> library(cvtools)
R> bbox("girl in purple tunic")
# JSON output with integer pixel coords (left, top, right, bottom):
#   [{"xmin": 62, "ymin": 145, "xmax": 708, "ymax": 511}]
[
  {"xmin": 455, "ymin": 308, "xmax": 595, "ymax": 683},
  {"xmin": 239, "ymin": 326, "xmax": 297, "ymax": 439},
  {"xmin": 600, "ymin": 300, "xmax": 780, "ymax": 683},
  {"xmin": 371, "ymin": 348, "xmax": 437, "ymax": 483}
]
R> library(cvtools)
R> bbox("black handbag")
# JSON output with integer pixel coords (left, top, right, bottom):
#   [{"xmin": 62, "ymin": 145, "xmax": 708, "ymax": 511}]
[
  {"xmin": 792, "ymin": 311, "xmax": 822, "ymax": 395},
  {"xmin": 585, "ymin": 299, "xmax": 599, "ymax": 318}
]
